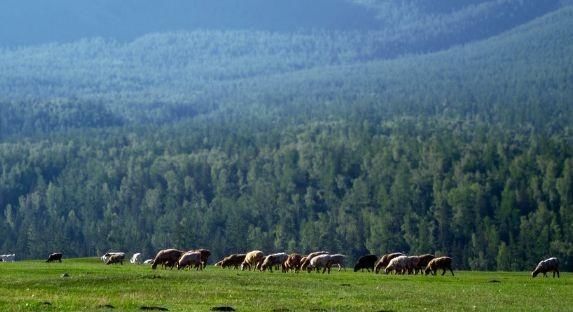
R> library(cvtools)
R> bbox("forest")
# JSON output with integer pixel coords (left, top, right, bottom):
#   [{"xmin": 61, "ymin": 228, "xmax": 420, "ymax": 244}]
[{"xmin": 0, "ymin": 2, "xmax": 571, "ymax": 270}]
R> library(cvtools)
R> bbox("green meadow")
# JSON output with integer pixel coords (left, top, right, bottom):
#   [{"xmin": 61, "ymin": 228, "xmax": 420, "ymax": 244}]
[{"xmin": 0, "ymin": 258, "xmax": 570, "ymax": 311}]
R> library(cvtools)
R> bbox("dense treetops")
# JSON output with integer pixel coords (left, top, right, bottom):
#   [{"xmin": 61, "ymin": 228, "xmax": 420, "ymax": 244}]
[{"xmin": 0, "ymin": 4, "xmax": 571, "ymax": 270}]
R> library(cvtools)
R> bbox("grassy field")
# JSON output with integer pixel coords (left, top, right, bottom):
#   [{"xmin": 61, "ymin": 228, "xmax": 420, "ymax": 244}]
[{"xmin": 0, "ymin": 258, "xmax": 570, "ymax": 311}]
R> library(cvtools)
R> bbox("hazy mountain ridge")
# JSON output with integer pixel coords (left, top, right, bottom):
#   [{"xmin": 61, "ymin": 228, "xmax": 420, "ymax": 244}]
[{"xmin": 1, "ymin": 5, "xmax": 571, "ymax": 134}]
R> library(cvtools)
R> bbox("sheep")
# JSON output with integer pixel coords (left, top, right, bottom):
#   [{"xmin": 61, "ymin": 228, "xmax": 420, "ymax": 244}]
[
  {"xmin": 425, "ymin": 256, "xmax": 454, "ymax": 276},
  {"xmin": 130, "ymin": 253, "xmax": 142, "ymax": 264},
  {"xmin": 260, "ymin": 252, "xmax": 289, "ymax": 272},
  {"xmin": 307, "ymin": 254, "xmax": 332, "ymax": 273},
  {"xmin": 193, "ymin": 249, "xmax": 211, "ymax": 269},
  {"xmin": 177, "ymin": 251, "xmax": 203, "ymax": 271},
  {"xmin": 384, "ymin": 255, "xmax": 410, "ymax": 275},
  {"xmin": 215, "ymin": 254, "xmax": 246, "ymax": 269},
  {"xmin": 354, "ymin": 254, "xmax": 378, "ymax": 272},
  {"xmin": 106, "ymin": 253, "xmax": 125, "ymax": 265},
  {"xmin": 405, "ymin": 256, "xmax": 422, "ymax": 274},
  {"xmin": 283, "ymin": 253, "xmax": 303, "ymax": 272},
  {"xmin": 374, "ymin": 252, "xmax": 404, "ymax": 274},
  {"xmin": 101, "ymin": 252, "xmax": 125, "ymax": 263},
  {"xmin": 414, "ymin": 254, "xmax": 435, "ymax": 274},
  {"xmin": 328, "ymin": 254, "xmax": 346, "ymax": 271},
  {"xmin": 143, "ymin": 259, "xmax": 154, "ymax": 264},
  {"xmin": 532, "ymin": 257, "xmax": 560, "ymax": 278},
  {"xmin": 241, "ymin": 250, "xmax": 264, "ymax": 271},
  {"xmin": 46, "ymin": 253, "xmax": 63, "ymax": 263},
  {"xmin": 300, "ymin": 251, "xmax": 329, "ymax": 271},
  {"xmin": 151, "ymin": 249, "xmax": 184, "ymax": 270}
]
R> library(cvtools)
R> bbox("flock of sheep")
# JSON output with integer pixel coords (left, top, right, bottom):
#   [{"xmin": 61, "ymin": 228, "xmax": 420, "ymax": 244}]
[{"xmin": 3, "ymin": 251, "xmax": 561, "ymax": 278}]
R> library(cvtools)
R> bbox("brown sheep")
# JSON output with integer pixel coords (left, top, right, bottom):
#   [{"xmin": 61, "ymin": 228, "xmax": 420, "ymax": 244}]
[
  {"xmin": 177, "ymin": 251, "xmax": 203, "ymax": 270},
  {"xmin": 193, "ymin": 249, "xmax": 211, "ymax": 269},
  {"xmin": 241, "ymin": 250, "xmax": 264, "ymax": 271},
  {"xmin": 215, "ymin": 254, "xmax": 246, "ymax": 269},
  {"xmin": 283, "ymin": 253, "xmax": 303, "ymax": 272},
  {"xmin": 260, "ymin": 253, "xmax": 289, "ymax": 272},
  {"xmin": 300, "ymin": 251, "xmax": 329, "ymax": 271},
  {"xmin": 151, "ymin": 249, "xmax": 184, "ymax": 270},
  {"xmin": 106, "ymin": 253, "xmax": 125, "ymax": 265},
  {"xmin": 425, "ymin": 256, "xmax": 454, "ymax": 276},
  {"xmin": 374, "ymin": 252, "xmax": 404, "ymax": 274},
  {"xmin": 414, "ymin": 254, "xmax": 435, "ymax": 274},
  {"xmin": 532, "ymin": 257, "xmax": 560, "ymax": 278}
]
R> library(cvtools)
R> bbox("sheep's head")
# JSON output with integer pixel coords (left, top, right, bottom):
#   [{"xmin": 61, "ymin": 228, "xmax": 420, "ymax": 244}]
[{"xmin": 531, "ymin": 269, "xmax": 540, "ymax": 278}]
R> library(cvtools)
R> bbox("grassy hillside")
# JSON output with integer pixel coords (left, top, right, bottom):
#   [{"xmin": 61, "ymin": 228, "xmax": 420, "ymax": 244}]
[{"xmin": 0, "ymin": 259, "xmax": 571, "ymax": 311}]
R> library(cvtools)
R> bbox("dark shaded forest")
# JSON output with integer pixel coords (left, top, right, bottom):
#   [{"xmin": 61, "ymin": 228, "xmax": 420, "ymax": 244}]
[{"xmin": 0, "ymin": 2, "xmax": 571, "ymax": 270}]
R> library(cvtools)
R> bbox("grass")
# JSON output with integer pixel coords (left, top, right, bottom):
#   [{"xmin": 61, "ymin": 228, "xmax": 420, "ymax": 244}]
[{"xmin": 0, "ymin": 258, "xmax": 571, "ymax": 311}]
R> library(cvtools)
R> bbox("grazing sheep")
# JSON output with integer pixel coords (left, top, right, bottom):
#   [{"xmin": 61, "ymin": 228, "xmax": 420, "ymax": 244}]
[
  {"xmin": 384, "ymin": 255, "xmax": 410, "ymax": 275},
  {"xmin": 425, "ymin": 256, "xmax": 454, "ymax": 276},
  {"xmin": 101, "ymin": 252, "xmax": 125, "ymax": 263},
  {"xmin": 354, "ymin": 254, "xmax": 378, "ymax": 272},
  {"xmin": 283, "ymin": 253, "xmax": 303, "ymax": 272},
  {"xmin": 215, "ymin": 254, "xmax": 246, "ymax": 269},
  {"xmin": 405, "ymin": 256, "xmax": 422, "ymax": 274},
  {"xmin": 46, "ymin": 253, "xmax": 63, "ymax": 263},
  {"xmin": 241, "ymin": 250, "xmax": 264, "ymax": 271},
  {"xmin": 106, "ymin": 253, "xmax": 125, "ymax": 265},
  {"xmin": 260, "ymin": 253, "xmax": 289, "ymax": 272},
  {"xmin": 300, "ymin": 251, "xmax": 329, "ymax": 271},
  {"xmin": 130, "ymin": 253, "xmax": 142, "ymax": 264},
  {"xmin": 374, "ymin": 252, "xmax": 404, "ymax": 274},
  {"xmin": 414, "ymin": 254, "xmax": 435, "ymax": 274},
  {"xmin": 177, "ymin": 251, "xmax": 203, "ymax": 271},
  {"xmin": 307, "ymin": 254, "xmax": 332, "ymax": 273},
  {"xmin": 532, "ymin": 257, "xmax": 560, "ymax": 278},
  {"xmin": 328, "ymin": 254, "xmax": 346, "ymax": 271},
  {"xmin": 151, "ymin": 249, "xmax": 184, "ymax": 270}
]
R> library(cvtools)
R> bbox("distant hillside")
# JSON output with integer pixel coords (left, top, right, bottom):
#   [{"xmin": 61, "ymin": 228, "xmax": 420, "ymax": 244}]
[
  {"xmin": 1, "ymin": 6, "xmax": 571, "ymax": 136},
  {"xmin": 0, "ymin": 0, "xmax": 564, "ymax": 58}
]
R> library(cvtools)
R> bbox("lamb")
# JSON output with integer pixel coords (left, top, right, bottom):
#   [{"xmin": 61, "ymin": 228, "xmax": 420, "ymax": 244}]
[
  {"xmin": 300, "ymin": 251, "xmax": 329, "ymax": 271},
  {"xmin": 106, "ymin": 253, "xmax": 125, "ymax": 265},
  {"xmin": 425, "ymin": 256, "xmax": 454, "ymax": 276},
  {"xmin": 384, "ymin": 255, "xmax": 410, "ymax": 275},
  {"xmin": 260, "ymin": 252, "xmax": 289, "ymax": 272},
  {"xmin": 241, "ymin": 250, "xmax": 264, "ymax": 271},
  {"xmin": 177, "ymin": 251, "xmax": 203, "ymax": 271},
  {"xmin": 283, "ymin": 253, "xmax": 303, "ymax": 272},
  {"xmin": 354, "ymin": 254, "xmax": 378, "ymax": 272},
  {"xmin": 532, "ymin": 257, "xmax": 560, "ymax": 278},
  {"xmin": 374, "ymin": 252, "xmax": 404, "ymax": 274},
  {"xmin": 46, "ymin": 253, "xmax": 63, "ymax": 263},
  {"xmin": 151, "ymin": 249, "xmax": 184, "ymax": 270}
]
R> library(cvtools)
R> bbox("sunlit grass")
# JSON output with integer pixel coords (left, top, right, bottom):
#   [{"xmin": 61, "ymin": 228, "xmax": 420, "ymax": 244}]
[{"xmin": 0, "ymin": 259, "xmax": 571, "ymax": 311}]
